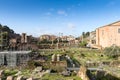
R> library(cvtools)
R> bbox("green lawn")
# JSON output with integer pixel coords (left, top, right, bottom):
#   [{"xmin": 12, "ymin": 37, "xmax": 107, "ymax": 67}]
[{"xmin": 38, "ymin": 48, "xmax": 114, "ymax": 66}]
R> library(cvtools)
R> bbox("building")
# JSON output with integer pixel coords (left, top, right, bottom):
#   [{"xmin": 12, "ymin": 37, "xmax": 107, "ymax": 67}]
[
  {"xmin": 9, "ymin": 34, "xmax": 21, "ymax": 50},
  {"xmin": 40, "ymin": 35, "xmax": 50, "ymax": 41},
  {"xmin": 39, "ymin": 34, "xmax": 57, "ymax": 41},
  {"xmin": 96, "ymin": 21, "xmax": 120, "ymax": 48},
  {"xmin": 89, "ymin": 31, "xmax": 96, "ymax": 44},
  {"xmin": 50, "ymin": 35, "xmax": 57, "ymax": 41},
  {"xmin": 66, "ymin": 35, "xmax": 75, "ymax": 41},
  {"xmin": 27, "ymin": 35, "xmax": 32, "ymax": 43},
  {"xmin": 21, "ymin": 33, "xmax": 27, "ymax": 43},
  {"xmin": 61, "ymin": 36, "xmax": 68, "ymax": 41},
  {"xmin": 0, "ymin": 51, "xmax": 31, "ymax": 67}
]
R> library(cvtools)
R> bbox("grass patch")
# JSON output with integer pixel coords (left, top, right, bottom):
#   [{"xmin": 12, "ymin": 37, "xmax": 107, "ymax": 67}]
[{"xmin": 41, "ymin": 73, "xmax": 81, "ymax": 80}]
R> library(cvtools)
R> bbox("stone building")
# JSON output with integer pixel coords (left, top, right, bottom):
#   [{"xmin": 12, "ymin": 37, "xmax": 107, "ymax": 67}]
[
  {"xmin": 9, "ymin": 34, "xmax": 21, "ymax": 50},
  {"xmin": 39, "ymin": 34, "xmax": 56, "ymax": 41},
  {"xmin": 89, "ymin": 31, "xmax": 96, "ymax": 44},
  {"xmin": 21, "ymin": 33, "xmax": 27, "ymax": 43},
  {"xmin": 0, "ymin": 51, "xmax": 30, "ymax": 67},
  {"xmin": 27, "ymin": 35, "xmax": 32, "ymax": 44},
  {"xmin": 40, "ymin": 35, "xmax": 50, "ymax": 41},
  {"xmin": 66, "ymin": 35, "xmax": 75, "ymax": 41},
  {"xmin": 96, "ymin": 21, "xmax": 120, "ymax": 48}
]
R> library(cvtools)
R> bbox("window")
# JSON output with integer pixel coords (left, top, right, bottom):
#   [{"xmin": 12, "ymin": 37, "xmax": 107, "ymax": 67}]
[{"xmin": 118, "ymin": 28, "xmax": 120, "ymax": 33}]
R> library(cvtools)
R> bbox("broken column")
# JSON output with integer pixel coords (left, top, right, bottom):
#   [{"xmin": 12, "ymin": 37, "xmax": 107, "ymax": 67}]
[
  {"xmin": 52, "ymin": 54, "xmax": 56, "ymax": 61},
  {"xmin": 57, "ymin": 54, "xmax": 60, "ymax": 61}
]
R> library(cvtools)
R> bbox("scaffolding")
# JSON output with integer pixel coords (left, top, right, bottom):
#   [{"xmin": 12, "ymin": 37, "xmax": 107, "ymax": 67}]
[
  {"xmin": 17, "ymin": 53, "xmax": 29, "ymax": 66},
  {"xmin": 0, "ymin": 53, "xmax": 4, "ymax": 65},
  {"xmin": 0, "ymin": 51, "xmax": 31, "ymax": 67},
  {"xmin": 6, "ymin": 53, "xmax": 17, "ymax": 67}
]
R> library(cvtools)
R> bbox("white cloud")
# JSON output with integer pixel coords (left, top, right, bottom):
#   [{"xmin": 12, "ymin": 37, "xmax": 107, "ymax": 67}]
[
  {"xmin": 45, "ymin": 12, "xmax": 52, "ymax": 16},
  {"xmin": 57, "ymin": 10, "xmax": 68, "ymax": 16},
  {"xmin": 67, "ymin": 23, "xmax": 76, "ymax": 29}
]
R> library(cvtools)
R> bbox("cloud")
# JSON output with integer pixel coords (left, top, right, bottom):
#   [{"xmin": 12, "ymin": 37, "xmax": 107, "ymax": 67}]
[
  {"xmin": 57, "ymin": 10, "xmax": 68, "ymax": 16},
  {"xmin": 67, "ymin": 23, "xmax": 76, "ymax": 29},
  {"xmin": 45, "ymin": 12, "xmax": 52, "ymax": 16}
]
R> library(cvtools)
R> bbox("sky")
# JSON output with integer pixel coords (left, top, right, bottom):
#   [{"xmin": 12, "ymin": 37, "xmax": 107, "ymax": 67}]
[{"xmin": 0, "ymin": 0, "xmax": 120, "ymax": 37}]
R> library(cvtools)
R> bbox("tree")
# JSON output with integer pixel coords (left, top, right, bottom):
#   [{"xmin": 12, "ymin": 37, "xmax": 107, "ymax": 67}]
[
  {"xmin": 0, "ymin": 24, "xmax": 15, "ymax": 50},
  {"xmin": 86, "ymin": 32, "xmax": 90, "ymax": 37},
  {"xmin": 82, "ymin": 32, "xmax": 90, "ymax": 38},
  {"xmin": 79, "ymin": 40, "xmax": 87, "ymax": 47},
  {"xmin": 0, "ymin": 24, "xmax": 2, "ymax": 29},
  {"xmin": 82, "ymin": 32, "xmax": 85, "ymax": 38}
]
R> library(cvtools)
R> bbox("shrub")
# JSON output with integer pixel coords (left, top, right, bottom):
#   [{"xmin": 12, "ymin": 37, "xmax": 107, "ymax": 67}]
[
  {"xmin": 103, "ymin": 45, "xmax": 120, "ymax": 59},
  {"xmin": 27, "ymin": 60, "xmax": 35, "ymax": 69},
  {"xmin": 79, "ymin": 41, "xmax": 87, "ymax": 47},
  {"xmin": 4, "ymin": 69, "xmax": 18, "ymax": 76}
]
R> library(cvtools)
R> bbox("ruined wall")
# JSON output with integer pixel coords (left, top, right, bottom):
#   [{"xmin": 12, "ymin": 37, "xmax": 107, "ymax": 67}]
[
  {"xmin": 77, "ymin": 66, "xmax": 90, "ymax": 80},
  {"xmin": 0, "ymin": 51, "xmax": 30, "ymax": 67},
  {"xmin": 35, "ymin": 61, "xmax": 67, "ymax": 69}
]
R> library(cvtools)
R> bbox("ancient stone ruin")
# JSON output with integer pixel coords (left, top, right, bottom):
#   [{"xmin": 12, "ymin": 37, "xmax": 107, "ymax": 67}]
[{"xmin": 77, "ymin": 66, "xmax": 90, "ymax": 80}]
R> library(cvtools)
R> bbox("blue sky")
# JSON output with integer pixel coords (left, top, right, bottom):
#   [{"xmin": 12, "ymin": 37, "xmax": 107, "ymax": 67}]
[{"xmin": 0, "ymin": 0, "xmax": 120, "ymax": 37}]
